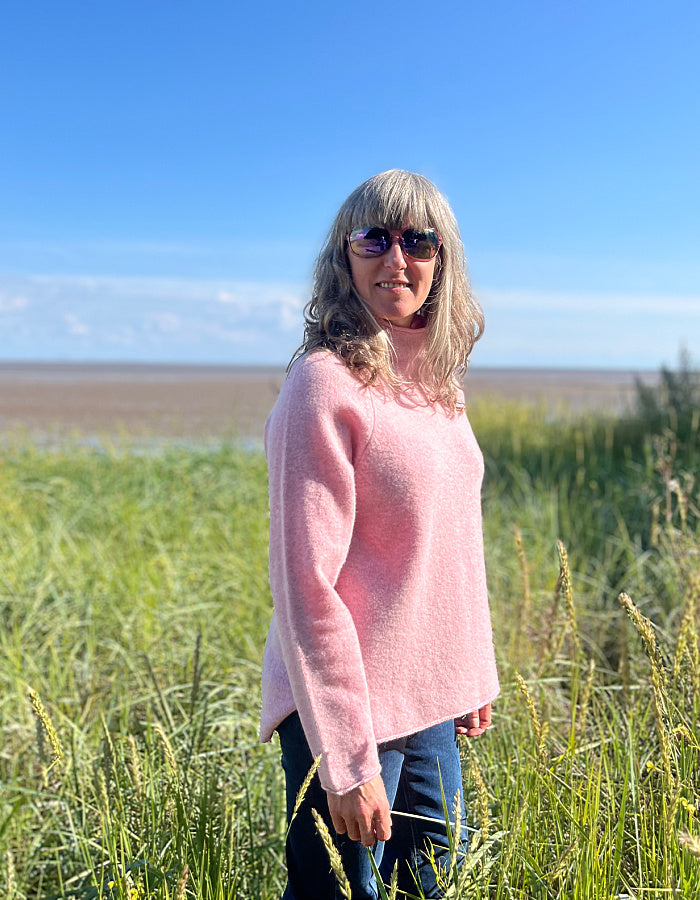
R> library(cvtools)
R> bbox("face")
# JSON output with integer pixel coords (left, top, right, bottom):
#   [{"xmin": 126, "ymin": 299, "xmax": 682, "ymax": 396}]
[{"xmin": 346, "ymin": 225, "xmax": 437, "ymax": 327}]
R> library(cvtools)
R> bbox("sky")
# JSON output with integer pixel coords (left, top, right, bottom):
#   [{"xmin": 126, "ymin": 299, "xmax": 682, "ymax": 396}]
[{"xmin": 1, "ymin": 1, "xmax": 698, "ymax": 370}]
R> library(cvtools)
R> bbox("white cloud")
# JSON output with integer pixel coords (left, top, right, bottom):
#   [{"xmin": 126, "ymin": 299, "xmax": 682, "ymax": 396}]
[
  {"xmin": 23, "ymin": 274, "xmax": 308, "ymax": 315},
  {"xmin": 0, "ymin": 293, "xmax": 29, "ymax": 312},
  {"xmin": 0, "ymin": 273, "xmax": 308, "ymax": 363},
  {"xmin": 64, "ymin": 313, "xmax": 90, "ymax": 336},
  {"xmin": 0, "ymin": 272, "xmax": 696, "ymax": 368},
  {"xmin": 147, "ymin": 312, "xmax": 182, "ymax": 334}
]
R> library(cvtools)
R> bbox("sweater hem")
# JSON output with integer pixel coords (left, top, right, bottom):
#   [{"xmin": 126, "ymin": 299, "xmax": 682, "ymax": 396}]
[
  {"xmin": 260, "ymin": 687, "xmax": 501, "ymax": 753},
  {"xmin": 372, "ymin": 689, "xmax": 501, "ymax": 748}
]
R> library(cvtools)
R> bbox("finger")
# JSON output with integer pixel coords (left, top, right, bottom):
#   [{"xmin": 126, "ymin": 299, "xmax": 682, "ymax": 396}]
[
  {"xmin": 454, "ymin": 716, "xmax": 472, "ymax": 736},
  {"xmin": 466, "ymin": 715, "xmax": 486, "ymax": 737},
  {"xmin": 330, "ymin": 811, "xmax": 347, "ymax": 835},
  {"xmin": 346, "ymin": 820, "xmax": 362, "ymax": 843},
  {"xmin": 373, "ymin": 809, "xmax": 392, "ymax": 843},
  {"xmin": 357, "ymin": 814, "xmax": 378, "ymax": 847},
  {"xmin": 463, "ymin": 712, "xmax": 480, "ymax": 735},
  {"xmin": 479, "ymin": 705, "xmax": 492, "ymax": 729}
]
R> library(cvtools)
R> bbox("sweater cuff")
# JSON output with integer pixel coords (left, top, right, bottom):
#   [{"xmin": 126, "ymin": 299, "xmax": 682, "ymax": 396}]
[{"xmin": 318, "ymin": 737, "xmax": 382, "ymax": 795}]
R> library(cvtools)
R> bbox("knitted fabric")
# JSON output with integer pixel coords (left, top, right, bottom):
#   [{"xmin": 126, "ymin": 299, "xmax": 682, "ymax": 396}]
[{"xmin": 260, "ymin": 325, "xmax": 499, "ymax": 793}]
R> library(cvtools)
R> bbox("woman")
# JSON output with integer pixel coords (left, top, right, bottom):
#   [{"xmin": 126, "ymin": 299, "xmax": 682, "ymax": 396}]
[{"xmin": 260, "ymin": 170, "xmax": 499, "ymax": 899}]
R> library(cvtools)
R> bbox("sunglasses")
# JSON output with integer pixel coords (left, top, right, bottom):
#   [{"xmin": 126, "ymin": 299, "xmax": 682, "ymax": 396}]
[{"xmin": 347, "ymin": 226, "xmax": 442, "ymax": 260}]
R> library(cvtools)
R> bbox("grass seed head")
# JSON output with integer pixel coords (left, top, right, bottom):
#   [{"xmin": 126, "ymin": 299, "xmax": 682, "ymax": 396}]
[
  {"xmin": 515, "ymin": 672, "xmax": 547, "ymax": 759},
  {"xmin": 468, "ymin": 751, "xmax": 490, "ymax": 840},
  {"xmin": 96, "ymin": 769, "xmax": 111, "ymax": 824},
  {"xmin": 311, "ymin": 808, "xmax": 352, "ymax": 899},
  {"xmin": 174, "ymin": 864, "xmax": 190, "ymax": 900},
  {"xmin": 126, "ymin": 734, "xmax": 143, "ymax": 795},
  {"xmin": 153, "ymin": 723, "xmax": 179, "ymax": 778},
  {"xmin": 4, "ymin": 849, "xmax": 17, "ymax": 899},
  {"xmin": 289, "ymin": 754, "xmax": 321, "ymax": 829},
  {"xmin": 679, "ymin": 830, "xmax": 700, "ymax": 858},
  {"xmin": 557, "ymin": 540, "xmax": 582, "ymax": 659},
  {"xmin": 388, "ymin": 861, "xmax": 398, "ymax": 899},
  {"xmin": 28, "ymin": 688, "xmax": 63, "ymax": 767}
]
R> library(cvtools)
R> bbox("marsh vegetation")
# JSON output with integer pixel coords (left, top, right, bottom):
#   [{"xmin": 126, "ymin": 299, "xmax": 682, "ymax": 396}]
[{"xmin": 1, "ymin": 360, "xmax": 699, "ymax": 898}]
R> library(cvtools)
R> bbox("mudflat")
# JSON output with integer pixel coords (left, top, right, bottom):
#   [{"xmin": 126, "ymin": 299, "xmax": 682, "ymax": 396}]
[{"xmin": 0, "ymin": 362, "xmax": 657, "ymax": 443}]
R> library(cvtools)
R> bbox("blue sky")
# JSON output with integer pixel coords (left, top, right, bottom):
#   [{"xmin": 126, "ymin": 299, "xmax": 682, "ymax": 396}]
[{"xmin": 1, "ymin": 1, "xmax": 698, "ymax": 368}]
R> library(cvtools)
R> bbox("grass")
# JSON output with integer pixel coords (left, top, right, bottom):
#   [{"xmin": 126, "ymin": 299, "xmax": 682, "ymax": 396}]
[{"xmin": 0, "ymin": 376, "xmax": 699, "ymax": 898}]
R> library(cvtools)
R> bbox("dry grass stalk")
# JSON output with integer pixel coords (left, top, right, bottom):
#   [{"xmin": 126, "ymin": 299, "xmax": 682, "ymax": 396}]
[
  {"xmin": 174, "ymin": 864, "xmax": 190, "ymax": 900},
  {"xmin": 311, "ymin": 808, "xmax": 352, "ymax": 899},
  {"xmin": 289, "ymin": 754, "xmax": 322, "ymax": 828},
  {"xmin": 537, "ymin": 584, "xmax": 564, "ymax": 674},
  {"xmin": 679, "ymin": 830, "xmax": 700, "ymax": 858},
  {"xmin": 619, "ymin": 590, "xmax": 677, "ymax": 882},
  {"xmin": 618, "ymin": 602, "xmax": 632, "ymax": 705},
  {"xmin": 557, "ymin": 541, "xmax": 582, "ymax": 660},
  {"xmin": 4, "ymin": 849, "xmax": 17, "ymax": 899},
  {"xmin": 101, "ymin": 713, "xmax": 116, "ymax": 756},
  {"xmin": 618, "ymin": 593, "xmax": 674, "ymax": 790},
  {"xmin": 673, "ymin": 577, "xmax": 700, "ymax": 688},
  {"xmin": 96, "ymin": 769, "xmax": 111, "ymax": 825},
  {"xmin": 126, "ymin": 734, "xmax": 143, "ymax": 797},
  {"xmin": 670, "ymin": 472, "xmax": 693, "ymax": 531},
  {"xmin": 153, "ymin": 723, "xmax": 179, "ymax": 778},
  {"xmin": 28, "ymin": 688, "xmax": 63, "ymax": 769},
  {"xmin": 537, "ymin": 548, "xmax": 576, "ymax": 676},
  {"xmin": 617, "ymin": 593, "xmax": 665, "ymax": 678},
  {"xmin": 468, "ymin": 752, "xmax": 490, "ymax": 841},
  {"xmin": 515, "ymin": 673, "xmax": 548, "ymax": 761}
]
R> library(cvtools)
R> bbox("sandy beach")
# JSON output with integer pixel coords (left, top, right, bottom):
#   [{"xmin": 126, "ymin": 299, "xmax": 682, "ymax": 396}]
[{"xmin": 0, "ymin": 361, "xmax": 658, "ymax": 444}]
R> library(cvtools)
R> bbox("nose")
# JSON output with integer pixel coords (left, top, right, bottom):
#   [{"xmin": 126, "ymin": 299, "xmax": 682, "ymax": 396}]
[{"xmin": 383, "ymin": 238, "xmax": 407, "ymax": 268}]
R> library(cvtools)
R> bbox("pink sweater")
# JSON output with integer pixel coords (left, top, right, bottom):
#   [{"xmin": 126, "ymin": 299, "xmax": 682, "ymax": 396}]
[{"xmin": 260, "ymin": 325, "xmax": 499, "ymax": 794}]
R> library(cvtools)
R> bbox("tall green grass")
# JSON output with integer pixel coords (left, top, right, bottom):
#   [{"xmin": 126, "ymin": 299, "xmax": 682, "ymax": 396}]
[
  {"xmin": 1, "ymin": 366, "xmax": 699, "ymax": 898},
  {"xmin": 0, "ymin": 442, "xmax": 283, "ymax": 899}
]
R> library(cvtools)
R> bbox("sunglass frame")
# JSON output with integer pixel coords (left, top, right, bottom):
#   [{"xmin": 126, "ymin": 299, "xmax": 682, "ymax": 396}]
[{"xmin": 347, "ymin": 226, "xmax": 442, "ymax": 261}]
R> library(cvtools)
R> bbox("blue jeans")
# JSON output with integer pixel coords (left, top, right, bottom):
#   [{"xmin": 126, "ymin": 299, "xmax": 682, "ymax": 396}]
[{"xmin": 277, "ymin": 712, "xmax": 468, "ymax": 899}]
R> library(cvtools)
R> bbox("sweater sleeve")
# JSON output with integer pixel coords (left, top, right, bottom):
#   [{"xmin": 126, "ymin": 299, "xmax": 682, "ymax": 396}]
[{"xmin": 265, "ymin": 352, "xmax": 380, "ymax": 794}]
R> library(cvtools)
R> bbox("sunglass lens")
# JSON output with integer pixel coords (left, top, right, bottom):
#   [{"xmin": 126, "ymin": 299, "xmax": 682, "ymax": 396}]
[
  {"xmin": 348, "ymin": 226, "xmax": 440, "ymax": 259},
  {"xmin": 402, "ymin": 228, "xmax": 440, "ymax": 259},
  {"xmin": 349, "ymin": 226, "xmax": 390, "ymax": 256}
]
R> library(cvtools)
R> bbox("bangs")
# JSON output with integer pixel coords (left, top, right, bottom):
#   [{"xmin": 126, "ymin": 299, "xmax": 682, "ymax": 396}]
[{"xmin": 340, "ymin": 171, "xmax": 436, "ymax": 232}]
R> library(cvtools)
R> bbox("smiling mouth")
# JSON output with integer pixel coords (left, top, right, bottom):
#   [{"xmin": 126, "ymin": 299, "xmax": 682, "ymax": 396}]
[{"xmin": 377, "ymin": 281, "xmax": 411, "ymax": 288}]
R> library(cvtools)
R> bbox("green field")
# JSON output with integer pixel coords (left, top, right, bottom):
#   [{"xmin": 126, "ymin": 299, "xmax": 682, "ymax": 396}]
[{"xmin": 1, "ymin": 364, "xmax": 699, "ymax": 899}]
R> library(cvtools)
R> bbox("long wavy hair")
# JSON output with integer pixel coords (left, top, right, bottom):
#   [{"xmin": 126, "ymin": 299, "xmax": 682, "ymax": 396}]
[{"xmin": 290, "ymin": 169, "xmax": 484, "ymax": 410}]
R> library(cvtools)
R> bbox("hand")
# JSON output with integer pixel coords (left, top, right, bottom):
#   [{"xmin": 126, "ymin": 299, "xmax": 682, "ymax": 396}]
[
  {"xmin": 326, "ymin": 774, "xmax": 392, "ymax": 847},
  {"xmin": 455, "ymin": 702, "xmax": 492, "ymax": 737}
]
